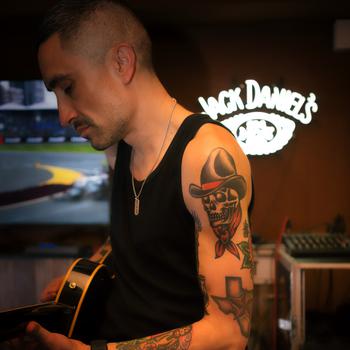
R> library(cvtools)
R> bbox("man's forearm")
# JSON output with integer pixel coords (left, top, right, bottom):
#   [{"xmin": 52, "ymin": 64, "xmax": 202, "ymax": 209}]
[
  {"xmin": 106, "ymin": 312, "xmax": 247, "ymax": 350},
  {"xmin": 109, "ymin": 325, "xmax": 192, "ymax": 350}
]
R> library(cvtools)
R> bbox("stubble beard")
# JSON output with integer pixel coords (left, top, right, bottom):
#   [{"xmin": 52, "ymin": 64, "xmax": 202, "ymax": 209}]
[{"xmin": 90, "ymin": 116, "xmax": 128, "ymax": 151}]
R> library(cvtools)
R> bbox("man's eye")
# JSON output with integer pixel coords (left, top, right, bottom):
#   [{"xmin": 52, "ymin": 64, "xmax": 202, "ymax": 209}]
[{"xmin": 64, "ymin": 85, "xmax": 73, "ymax": 95}]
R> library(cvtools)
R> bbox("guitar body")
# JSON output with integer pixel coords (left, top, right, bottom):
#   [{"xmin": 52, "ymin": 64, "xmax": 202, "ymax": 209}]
[
  {"xmin": 55, "ymin": 256, "xmax": 114, "ymax": 342},
  {"xmin": 0, "ymin": 251, "xmax": 114, "ymax": 343}
]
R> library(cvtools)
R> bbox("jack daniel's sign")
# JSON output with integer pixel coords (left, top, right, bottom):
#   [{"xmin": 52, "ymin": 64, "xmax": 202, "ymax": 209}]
[{"xmin": 198, "ymin": 80, "xmax": 318, "ymax": 156}]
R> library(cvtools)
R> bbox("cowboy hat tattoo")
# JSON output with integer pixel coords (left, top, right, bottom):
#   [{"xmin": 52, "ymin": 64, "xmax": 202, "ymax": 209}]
[{"xmin": 189, "ymin": 148, "xmax": 246, "ymax": 259}]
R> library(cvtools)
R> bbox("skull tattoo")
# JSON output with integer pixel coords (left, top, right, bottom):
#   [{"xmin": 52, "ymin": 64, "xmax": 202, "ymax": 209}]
[
  {"xmin": 202, "ymin": 186, "xmax": 242, "ymax": 259},
  {"xmin": 202, "ymin": 187, "xmax": 239, "ymax": 227},
  {"xmin": 189, "ymin": 147, "xmax": 246, "ymax": 259}
]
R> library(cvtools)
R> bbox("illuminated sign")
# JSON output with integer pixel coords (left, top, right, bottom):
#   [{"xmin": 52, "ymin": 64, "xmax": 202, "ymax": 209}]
[{"xmin": 198, "ymin": 79, "xmax": 318, "ymax": 155}]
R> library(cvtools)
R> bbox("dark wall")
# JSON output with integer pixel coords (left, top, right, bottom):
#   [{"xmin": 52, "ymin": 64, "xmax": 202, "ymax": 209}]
[
  {"xmin": 0, "ymin": 17, "xmax": 41, "ymax": 80},
  {"xmin": 1, "ymin": 16, "xmax": 349, "ymax": 242},
  {"xmin": 152, "ymin": 19, "xmax": 350, "ymax": 241}
]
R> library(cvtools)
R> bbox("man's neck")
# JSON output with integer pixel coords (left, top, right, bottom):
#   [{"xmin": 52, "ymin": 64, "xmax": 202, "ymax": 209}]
[{"xmin": 125, "ymin": 93, "xmax": 192, "ymax": 180}]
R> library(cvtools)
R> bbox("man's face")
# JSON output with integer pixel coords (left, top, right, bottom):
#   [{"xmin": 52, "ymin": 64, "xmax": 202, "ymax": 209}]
[{"xmin": 38, "ymin": 34, "xmax": 129, "ymax": 150}]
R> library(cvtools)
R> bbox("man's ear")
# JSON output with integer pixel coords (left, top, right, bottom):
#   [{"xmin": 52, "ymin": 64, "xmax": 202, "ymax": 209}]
[{"xmin": 112, "ymin": 43, "xmax": 136, "ymax": 84}]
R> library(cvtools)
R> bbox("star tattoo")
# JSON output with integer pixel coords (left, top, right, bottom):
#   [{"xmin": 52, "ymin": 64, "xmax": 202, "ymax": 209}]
[{"xmin": 212, "ymin": 277, "xmax": 253, "ymax": 338}]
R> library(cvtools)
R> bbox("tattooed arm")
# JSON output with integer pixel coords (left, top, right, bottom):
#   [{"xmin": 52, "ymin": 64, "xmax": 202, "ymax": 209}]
[
  {"xmin": 183, "ymin": 123, "xmax": 253, "ymax": 349},
  {"xmin": 107, "ymin": 124, "xmax": 254, "ymax": 350}
]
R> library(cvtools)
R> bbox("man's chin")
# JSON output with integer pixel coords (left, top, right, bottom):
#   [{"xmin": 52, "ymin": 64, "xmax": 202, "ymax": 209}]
[
  {"xmin": 89, "ymin": 139, "xmax": 117, "ymax": 151},
  {"xmin": 90, "ymin": 142, "xmax": 108, "ymax": 151}
]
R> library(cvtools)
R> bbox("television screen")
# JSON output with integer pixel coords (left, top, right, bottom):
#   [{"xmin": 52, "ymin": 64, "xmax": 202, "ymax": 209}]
[{"xmin": 0, "ymin": 80, "xmax": 110, "ymax": 226}]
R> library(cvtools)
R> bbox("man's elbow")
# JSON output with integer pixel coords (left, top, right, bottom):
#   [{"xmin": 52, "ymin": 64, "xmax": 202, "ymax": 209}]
[
  {"xmin": 206, "ymin": 317, "xmax": 249, "ymax": 350},
  {"xmin": 223, "ymin": 327, "xmax": 248, "ymax": 350}
]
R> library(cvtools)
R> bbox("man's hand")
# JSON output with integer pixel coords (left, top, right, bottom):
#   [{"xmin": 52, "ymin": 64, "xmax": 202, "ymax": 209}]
[
  {"xmin": 23, "ymin": 321, "xmax": 89, "ymax": 350},
  {"xmin": 40, "ymin": 276, "xmax": 64, "ymax": 302}
]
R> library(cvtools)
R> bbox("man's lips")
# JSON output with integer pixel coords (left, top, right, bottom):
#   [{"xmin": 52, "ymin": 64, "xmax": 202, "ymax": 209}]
[{"xmin": 75, "ymin": 124, "xmax": 90, "ymax": 137}]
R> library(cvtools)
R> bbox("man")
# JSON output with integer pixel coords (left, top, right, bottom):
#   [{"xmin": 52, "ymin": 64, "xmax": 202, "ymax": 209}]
[{"xmin": 26, "ymin": 0, "xmax": 254, "ymax": 349}]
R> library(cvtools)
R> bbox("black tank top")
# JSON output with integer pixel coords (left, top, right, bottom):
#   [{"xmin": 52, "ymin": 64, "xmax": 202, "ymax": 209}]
[{"xmin": 98, "ymin": 114, "xmax": 225, "ymax": 341}]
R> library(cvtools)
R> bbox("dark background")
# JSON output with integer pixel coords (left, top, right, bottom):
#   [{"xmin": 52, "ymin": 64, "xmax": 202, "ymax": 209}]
[
  {"xmin": 0, "ymin": 0, "xmax": 349, "ymax": 242},
  {"xmin": 1, "ymin": 2, "xmax": 350, "ymax": 349}
]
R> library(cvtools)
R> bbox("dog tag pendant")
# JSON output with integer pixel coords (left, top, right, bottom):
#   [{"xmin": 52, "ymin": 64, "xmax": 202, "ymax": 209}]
[{"xmin": 134, "ymin": 197, "xmax": 140, "ymax": 216}]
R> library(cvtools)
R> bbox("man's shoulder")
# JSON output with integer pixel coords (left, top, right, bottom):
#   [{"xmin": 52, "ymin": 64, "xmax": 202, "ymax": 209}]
[
  {"xmin": 193, "ymin": 121, "xmax": 233, "ymax": 142},
  {"xmin": 183, "ymin": 121, "xmax": 247, "ymax": 166}
]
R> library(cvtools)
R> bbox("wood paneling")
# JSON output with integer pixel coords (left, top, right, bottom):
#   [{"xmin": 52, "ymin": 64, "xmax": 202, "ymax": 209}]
[{"xmin": 0, "ymin": 257, "xmax": 73, "ymax": 309}]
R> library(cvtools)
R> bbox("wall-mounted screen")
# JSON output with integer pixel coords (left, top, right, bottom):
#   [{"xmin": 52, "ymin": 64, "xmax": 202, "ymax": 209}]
[{"xmin": 0, "ymin": 80, "xmax": 109, "ymax": 226}]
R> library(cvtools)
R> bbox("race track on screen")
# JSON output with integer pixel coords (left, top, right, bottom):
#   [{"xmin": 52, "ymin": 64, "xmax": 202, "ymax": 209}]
[{"xmin": 0, "ymin": 151, "xmax": 109, "ymax": 224}]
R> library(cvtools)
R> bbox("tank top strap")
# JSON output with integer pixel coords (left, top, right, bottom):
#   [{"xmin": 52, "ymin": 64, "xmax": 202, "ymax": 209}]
[
  {"xmin": 115, "ymin": 114, "xmax": 227, "ymax": 180},
  {"xmin": 115, "ymin": 139, "xmax": 131, "ymax": 170},
  {"xmin": 165, "ymin": 113, "xmax": 231, "ymax": 160}
]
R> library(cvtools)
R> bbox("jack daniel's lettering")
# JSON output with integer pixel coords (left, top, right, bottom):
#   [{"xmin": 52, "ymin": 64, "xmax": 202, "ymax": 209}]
[
  {"xmin": 198, "ymin": 79, "xmax": 318, "ymax": 124},
  {"xmin": 198, "ymin": 80, "xmax": 318, "ymax": 156}
]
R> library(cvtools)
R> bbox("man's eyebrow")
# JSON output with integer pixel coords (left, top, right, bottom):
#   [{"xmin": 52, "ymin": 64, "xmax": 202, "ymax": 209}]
[{"xmin": 46, "ymin": 74, "xmax": 71, "ymax": 91}]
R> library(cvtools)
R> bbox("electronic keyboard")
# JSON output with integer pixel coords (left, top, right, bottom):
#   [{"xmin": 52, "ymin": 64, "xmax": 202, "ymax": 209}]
[{"xmin": 282, "ymin": 233, "xmax": 350, "ymax": 258}]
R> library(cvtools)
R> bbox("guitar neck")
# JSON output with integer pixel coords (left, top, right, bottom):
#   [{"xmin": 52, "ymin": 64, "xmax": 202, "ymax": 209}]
[
  {"xmin": 89, "ymin": 238, "xmax": 112, "ymax": 264},
  {"xmin": 0, "ymin": 302, "xmax": 74, "ymax": 342}
]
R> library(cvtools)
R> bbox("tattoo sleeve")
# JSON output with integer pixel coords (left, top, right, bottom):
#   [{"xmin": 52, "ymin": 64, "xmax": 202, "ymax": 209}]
[
  {"xmin": 237, "ymin": 219, "xmax": 256, "ymax": 278},
  {"xmin": 212, "ymin": 277, "xmax": 253, "ymax": 338},
  {"xmin": 115, "ymin": 326, "xmax": 192, "ymax": 349},
  {"xmin": 189, "ymin": 148, "xmax": 247, "ymax": 259}
]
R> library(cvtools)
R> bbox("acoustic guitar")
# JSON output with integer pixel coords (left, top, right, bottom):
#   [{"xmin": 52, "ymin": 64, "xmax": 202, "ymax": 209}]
[{"xmin": 0, "ymin": 248, "xmax": 114, "ymax": 343}]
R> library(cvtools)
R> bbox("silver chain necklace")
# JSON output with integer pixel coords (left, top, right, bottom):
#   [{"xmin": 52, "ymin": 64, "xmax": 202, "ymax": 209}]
[{"xmin": 131, "ymin": 98, "xmax": 177, "ymax": 216}]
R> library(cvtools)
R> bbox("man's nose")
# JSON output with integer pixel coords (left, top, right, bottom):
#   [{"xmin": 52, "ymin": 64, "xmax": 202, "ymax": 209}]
[{"xmin": 57, "ymin": 100, "xmax": 78, "ymax": 127}]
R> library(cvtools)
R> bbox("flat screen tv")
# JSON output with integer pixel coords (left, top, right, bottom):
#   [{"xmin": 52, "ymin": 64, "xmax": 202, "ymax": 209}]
[{"xmin": 0, "ymin": 80, "xmax": 110, "ymax": 249}]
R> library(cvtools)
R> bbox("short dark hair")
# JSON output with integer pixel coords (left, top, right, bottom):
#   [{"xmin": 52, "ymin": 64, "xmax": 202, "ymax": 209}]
[{"xmin": 37, "ymin": 0, "xmax": 153, "ymax": 70}]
